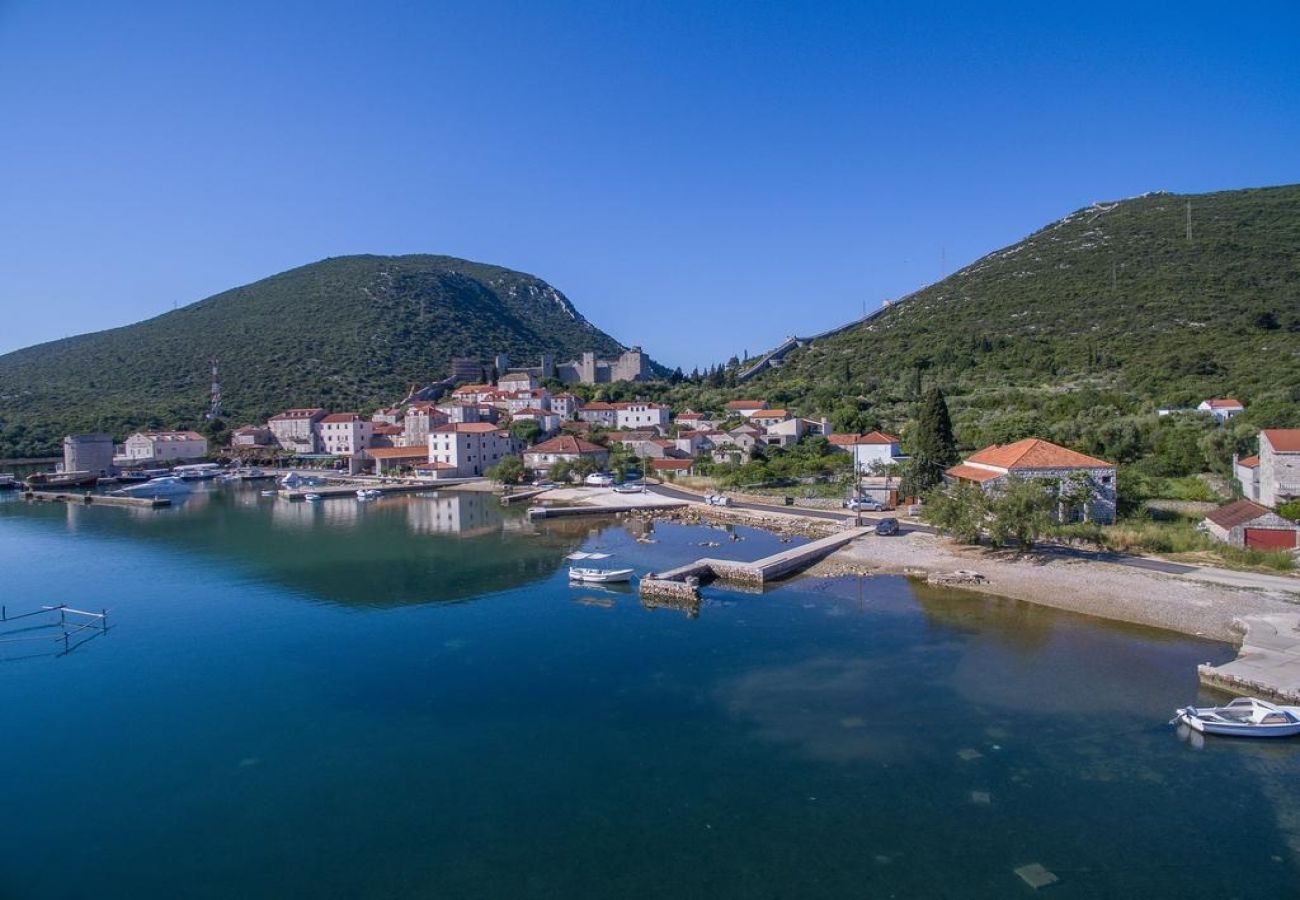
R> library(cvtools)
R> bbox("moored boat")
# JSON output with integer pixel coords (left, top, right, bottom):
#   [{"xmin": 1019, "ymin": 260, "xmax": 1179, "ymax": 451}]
[
  {"xmin": 25, "ymin": 470, "xmax": 100, "ymax": 490},
  {"xmin": 304, "ymin": 492, "xmax": 323, "ymax": 502},
  {"xmin": 568, "ymin": 566, "xmax": 635, "ymax": 584},
  {"xmin": 1172, "ymin": 697, "xmax": 1300, "ymax": 738},
  {"xmin": 113, "ymin": 476, "xmax": 193, "ymax": 497},
  {"xmin": 356, "ymin": 488, "xmax": 383, "ymax": 501}
]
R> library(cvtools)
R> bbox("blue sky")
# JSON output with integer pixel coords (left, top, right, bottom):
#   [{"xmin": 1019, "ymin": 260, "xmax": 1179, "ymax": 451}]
[{"xmin": 1, "ymin": 1, "xmax": 1297, "ymax": 369}]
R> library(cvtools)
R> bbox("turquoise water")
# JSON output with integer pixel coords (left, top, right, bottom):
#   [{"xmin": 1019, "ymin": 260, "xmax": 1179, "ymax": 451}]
[{"xmin": 0, "ymin": 485, "xmax": 1296, "ymax": 898}]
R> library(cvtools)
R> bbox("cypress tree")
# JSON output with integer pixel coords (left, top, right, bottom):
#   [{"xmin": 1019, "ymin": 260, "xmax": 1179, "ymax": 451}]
[{"xmin": 908, "ymin": 387, "xmax": 958, "ymax": 493}]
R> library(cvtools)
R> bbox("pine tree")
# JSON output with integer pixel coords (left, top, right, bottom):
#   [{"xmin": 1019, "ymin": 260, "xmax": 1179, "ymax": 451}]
[{"xmin": 905, "ymin": 387, "xmax": 958, "ymax": 494}]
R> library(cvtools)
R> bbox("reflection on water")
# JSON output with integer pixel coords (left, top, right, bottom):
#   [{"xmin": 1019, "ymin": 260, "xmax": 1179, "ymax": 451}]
[{"xmin": 1, "ymin": 490, "xmax": 1299, "ymax": 898}]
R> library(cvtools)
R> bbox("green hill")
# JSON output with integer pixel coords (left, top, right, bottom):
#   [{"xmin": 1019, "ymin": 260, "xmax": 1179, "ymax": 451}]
[
  {"xmin": 0, "ymin": 254, "xmax": 630, "ymax": 457},
  {"xmin": 739, "ymin": 184, "xmax": 1300, "ymax": 464}
]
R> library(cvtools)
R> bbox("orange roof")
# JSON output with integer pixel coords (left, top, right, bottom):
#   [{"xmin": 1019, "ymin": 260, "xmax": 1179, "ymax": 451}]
[
  {"xmin": 650, "ymin": 459, "xmax": 694, "ymax": 470},
  {"xmin": 373, "ymin": 424, "xmax": 405, "ymax": 435},
  {"xmin": 513, "ymin": 407, "xmax": 553, "ymax": 416},
  {"xmin": 581, "ymin": 402, "xmax": 617, "ymax": 411},
  {"xmin": 416, "ymin": 461, "xmax": 459, "ymax": 470},
  {"xmin": 1205, "ymin": 499, "xmax": 1278, "ymax": 530},
  {"xmin": 366, "ymin": 446, "xmax": 430, "ymax": 459},
  {"xmin": 751, "ymin": 409, "xmax": 788, "ymax": 419},
  {"xmin": 726, "ymin": 400, "xmax": 767, "ymax": 410},
  {"xmin": 946, "ymin": 463, "xmax": 1003, "ymax": 483},
  {"xmin": 1203, "ymin": 398, "xmax": 1243, "ymax": 409},
  {"xmin": 1238, "ymin": 455, "xmax": 1259, "ymax": 468},
  {"xmin": 269, "ymin": 408, "xmax": 324, "ymax": 420},
  {"xmin": 431, "ymin": 422, "xmax": 502, "ymax": 434},
  {"xmin": 527, "ymin": 435, "xmax": 606, "ymax": 455},
  {"xmin": 829, "ymin": 431, "xmax": 900, "ymax": 446},
  {"xmin": 320, "ymin": 413, "xmax": 363, "ymax": 423},
  {"xmin": 1263, "ymin": 429, "xmax": 1300, "ymax": 453},
  {"xmin": 965, "ymin": 438, "xmax": 1112, "ymax": 470},
  {"xmin": 676, "ymin": 410, "xmax": 705, "ymax": 419}
]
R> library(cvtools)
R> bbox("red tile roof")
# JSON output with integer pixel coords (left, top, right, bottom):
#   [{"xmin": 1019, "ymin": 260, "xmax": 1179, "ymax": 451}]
[
  {"xmin": 366, "ymin": 446, "xmax": 430, "ymax": 459},
  {"xmin": 372, "ymin": 424, "xmax": 405, "ymax": 435},
  {"xmin": 726, "ymin": 400, "xmax": 768, "ymax": 410},
  {"xmin": 1238, "ymin": 455, "xmax": 1260, "ymax": 468},
  {"xmin": 269, "ymin": 408, "xmax": 325, "ymax": 421},
  {"xmin": 1263, "ymin": 429, "xmax": 1300, "ymax": 453},
  {"xmin": 320, "ymin": 413, "xmax": 363, "ymax": 423},
  {"xmin": 1205, "ymin": 499, "xmax": 1277, "ymax": 530},
  {"xmin": 431, "ymin": 422, "xmax": 502, "ymax": 434},
  {"xmin": 527, "ymin": 436, "xmax": 606, "ymax": 455},
  {"xmin": 965, "ymin": 438, "xmax": 1112, "ymax": 470},
  {"xmin": 676, "ymin": 410, "xmax": 705, "ymax": 419},
  {"xmin": 650, "ymin": 459, "xmax": 694, "ymax": 470},
  {"xmin": 751, "ymin": 410, "xmax": 789, "ymax": 419},
  {"xmin": 513, "ymin": 407, "xmax": 552, "ymax": 416},
  {"xmin": 945, "ymin": 463, "xmax": 1004, "ymax": 483},
  {"xmin": 581, "ymin": 402, "xmax": 618, "ymax": 411},
  {"xmin": 829, "ymin": 431, "xmax": 899, "ymax": 446},
  {"xmin": 1203, "ymin": 398, "xmax": 1243, "ymax": 409}
]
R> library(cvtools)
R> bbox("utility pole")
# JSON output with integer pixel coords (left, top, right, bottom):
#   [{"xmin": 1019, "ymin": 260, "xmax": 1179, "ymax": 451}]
[
  {"xmin": 206, "ymin": 359, "xmax": 222, "ymax": 420},
  {"xmin": 1186, "ymin": 200, "xmax": 1192, "ymax": 242}
]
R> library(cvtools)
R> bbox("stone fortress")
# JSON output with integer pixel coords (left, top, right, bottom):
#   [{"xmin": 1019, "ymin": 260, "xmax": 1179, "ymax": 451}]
[{"xmin": 451, "ymin": 347, "xmax": 650, "ymax": 385}]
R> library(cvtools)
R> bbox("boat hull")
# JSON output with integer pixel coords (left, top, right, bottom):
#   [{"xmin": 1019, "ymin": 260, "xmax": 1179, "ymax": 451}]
[{"xmin": 568, "ymin": 567, "xmax": 634, "ymax": 584}]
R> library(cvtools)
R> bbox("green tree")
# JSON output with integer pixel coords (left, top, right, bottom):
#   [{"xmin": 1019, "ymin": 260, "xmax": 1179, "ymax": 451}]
[
  {"xmin": 549, "ymin": 459, "xmax": 575, "ymax": 483},
  {"xmin": 987, "ymin": 477, "xmax": 1056, "ymax": 550},
  {"xmin": 509, "ymin": 419, "xmax": 542, "ymax": 446},
  {"xmin": 921, "ymin": 482, "xmax": 987, "ymax": 544},
  {"xmin": 486, "ymin": 455, "xmax": 526, "ymax": 484},
  {"xmin": 904, "ymin": 387, "xmax": 958, "ymax": 494}
]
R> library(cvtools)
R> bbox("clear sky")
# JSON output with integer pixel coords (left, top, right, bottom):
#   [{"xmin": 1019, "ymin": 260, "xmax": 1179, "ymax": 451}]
[{"xmin": 1, "ymin": 1, "xmax": 1297, "ymax": 369}]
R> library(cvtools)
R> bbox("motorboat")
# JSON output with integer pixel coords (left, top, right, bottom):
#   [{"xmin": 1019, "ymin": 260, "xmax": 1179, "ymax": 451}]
[
  {"xmin": 0, "ymin": 473, "xmax": 17, "ymax": 490},
  {"xmin": 175, "ymin": 463, "xmax": 222, "ymax": 480},
  {"xmin": 1172, "ymin": 697, "xmax": 1300, "ymax": 738},
  {"xmin": 585, "ymin": 473, "xmax": 615, "ymax": 487},
  {"xmin": 113, "ymin": 476, "xmax": 192, "ymax": 497},
  {"xmin": 356, "ymin": 488, "xmax": 383, "ymax": 501},
  {"xmin": 568, "ymin": 566, "xmax": 634, "ymax": 584},
  {"xmin": 260, "ymin": 489, "xmax": 277, "ymax": 497},
  {"xmin": 281, "ymin": 472, "xmax": 304, "ymax": 487},
  {"xmin": 303, "ymin": 493, "xmax": 323, "ymax": 502},
  {"xmin": 613, "ymin": 482, "xmax": 645, "ymax": 494},
  {"xmin": 566, "ymin": 551, "xmax": 612, "ymax": 561},
  {"xmin": 26, "ymin": 471, "xmax": 99, "ymax": 490}
]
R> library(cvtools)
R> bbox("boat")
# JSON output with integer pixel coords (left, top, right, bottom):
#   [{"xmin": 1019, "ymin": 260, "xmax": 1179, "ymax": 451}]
[
  {"xmin": 0, "ymin": 473, "xmax": 18, "ymax": 490},
  {"xmin": 304, "ymin": 493, "xmax": 323, "ymax": 502},
  {"xmin": 238, "ymin": 469, "xmax": 274, "ymax": 481},
  {"xmin": 175, "ymin": 463, "xmax": 222, "ymax": 480},
  {"xmin": 25, "ymin": 471, "xmax": 100, "ymax": 490},
  {"xmin": 356, "ymin": 488, "xmax": 383, "ymax": 501},
  {"xmin": 568, "ymin": 566, "xmax": 635, "ymax": 583},
  {"xmin": 613, "ymin": 482, "xmax": 645, "ymax": 493},
  {"xmin": 566, "ymin": 551, "xmax": 612, "ymax": 561},
  {"xmin": 281, "ymin": 472, "xmax": 304, "ymax": 487},
  {"xmin": 260, "ymin": 489, "xmax": 277, "ymax": 497},
  {"xmin": 113, "ymin": 476, "xmax": 193, "ymax": 497},
  {"xmin": 584, "ymin": 473, "xmax": 615, "ymax": 487},
  {"xmin": 1172, "ymin": 697, "xmax": 1300, "ymax": 738}
]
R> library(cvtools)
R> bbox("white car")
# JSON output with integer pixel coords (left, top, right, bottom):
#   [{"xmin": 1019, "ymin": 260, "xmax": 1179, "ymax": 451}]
[
  {"xmin": 704, "ymin": 493, "xmax": 732, "ymax": 507},
  {"xmin": 585, "ymin": 473, "xmax": 615, "ymax": 487}
]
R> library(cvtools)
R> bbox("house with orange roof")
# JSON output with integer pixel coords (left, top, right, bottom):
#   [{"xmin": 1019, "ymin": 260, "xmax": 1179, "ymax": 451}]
[
  {"xmin": 1256, "ymin": 429, "xmax": 1300, "ymax": 509},
  {"xmin": 576, "ymin": 401, "xmax": 619, "ymax": 427},
  {"xmin": 511, "ymin": 407, "xmax": 561, "ymax": 435},
  {"xmin": 725, "ymin": 400, "xmax": 769, "ymax": 418},
  {"xmin": 1235, "ymin": 453, "xmax": 1261, "ymax": 502},
  {"xmin": 550, "ymin": 392, "xmax": 582, "ymax": 419},
  {"xmin": 427, "ymin": 422, "xmax": 517, "ymax": 478},
  {"xmin": 315, "ymin": 413, "xmax": 374, "ymax": 458},
  {"xmin": 829, "ymin": 431, "xmax": 905, "ymax": 473},
  {"xmin": 946, "ymin": 438, "xmax": 1117, "ymax": 523},
  {"xmin": 522, "ymin": 435, "xmax": 609, "ymax": 474},
  {"xmin": 268, "ymin": 407, "xmax": 327, "ymax": 453},
  {"xmin": 1197, "ymin": 398, "xmax": 1245, "ymax": 423}
]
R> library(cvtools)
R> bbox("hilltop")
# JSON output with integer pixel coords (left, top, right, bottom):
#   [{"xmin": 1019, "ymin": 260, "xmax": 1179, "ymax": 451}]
[
  {"xmin": 0, "ymin": 254, "xmax": 629, "ymax": 457},
  {"xmin": 726, "ymin": 185, "xmax": 1300, "ymax": 460}
]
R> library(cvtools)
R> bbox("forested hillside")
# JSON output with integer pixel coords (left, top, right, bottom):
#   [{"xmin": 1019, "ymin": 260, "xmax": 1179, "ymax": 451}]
[{"xmin": 0, "ymin": 255, "xmax": 629, "ymax": 457}]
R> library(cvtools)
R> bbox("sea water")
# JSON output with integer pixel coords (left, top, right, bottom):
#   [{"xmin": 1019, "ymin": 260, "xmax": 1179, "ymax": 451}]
[{"xmin": 0, "ymin": 486, "xmax": 1293, "ymax": 898}]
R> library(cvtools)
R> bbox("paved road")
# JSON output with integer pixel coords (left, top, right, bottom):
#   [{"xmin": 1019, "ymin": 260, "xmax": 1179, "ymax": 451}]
[{"xmin": 647, "ymin": 484, "xmax": 933, "ymax": 532}]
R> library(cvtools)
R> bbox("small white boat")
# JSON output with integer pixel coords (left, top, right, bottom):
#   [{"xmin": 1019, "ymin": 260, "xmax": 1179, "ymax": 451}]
[
  {"xmin": 566, "ymin": 551, "xmax": 612, "ymax": 561},
  {"xmin": 585, "ymin": 473, "xmax": 615, "ymax": 487},
  {"xmin": 1172, "ymin": 697, "xmax": 1300, "ymax": 738},
  {"xmin": 303, "ymin": 493, "xmax": 323, "ymax": 502},
  {"xmin": 356, "ymin": 488, "xmax": 383, "ymax": 501},
  {"xmin": 568, "ymin": 566, "xmax": 635, "ymax": 584},
  {"xmin": 613, "ymin": 482, "xmax": 645, "ymax": 493},
  {"xmin": 175, "ymin": 463, "xmax": 222, "ymax": 480},
  {"xmin": 114, "ymin": 476, "xmax": 192, "ymax": 497},
  {"xmin": 281, "ymin": 473, "xmax": 303, "ymax": 487},
  {"xmin": 260, "ymin": 489, "xmax": 277, "ymax": 497}
]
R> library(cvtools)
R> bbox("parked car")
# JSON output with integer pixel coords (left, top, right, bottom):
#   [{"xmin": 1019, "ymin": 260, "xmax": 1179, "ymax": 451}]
[
  {"xmin": 533, "ymin": 479, "xmax": 556, "ymax": 488},
  {"xmin": 705, "ymin": 493, "xmax": 732, "ymax": 507},
  {"xmin": 874, "ymin": 517, "xmax": 899, "ymax": 536},
  {"xmin": 585, "ymin": 472, "xmax": 615, "ymax": 487},
  {"xmin": 843, "ymin": 497, "xmax": 885, "ymax": 512}
]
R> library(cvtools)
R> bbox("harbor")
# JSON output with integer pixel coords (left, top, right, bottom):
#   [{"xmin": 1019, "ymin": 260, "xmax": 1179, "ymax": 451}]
[{"xmin": 21, "ymin": 489, "xmax": 171, "ymax": 509}]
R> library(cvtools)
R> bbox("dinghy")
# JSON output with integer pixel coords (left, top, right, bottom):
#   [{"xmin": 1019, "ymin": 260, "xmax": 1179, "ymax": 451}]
[
  {"xmin": 1172, "ymin": 697, "xmax": 1300, "ymax": 738},
  {"xmin": 568, "ymin": 567, "xmax": 634, "ymax": 584},
  {"xmin": 566, "ymin": 551, "xmax": 612, "ymax": 561}
]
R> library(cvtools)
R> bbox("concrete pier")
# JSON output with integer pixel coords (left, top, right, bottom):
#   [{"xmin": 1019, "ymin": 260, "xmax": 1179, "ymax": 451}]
[
  {"xmin": 527, "ymin": 501, "xmax": 685, "ymax": 519},
  {"xmin": 639, "ymin": 527, "xmax": 870, "ymax": 602},
  {"xmin": 22, "ymin": 490, "xmax": 170, "ymax": 509},
  {"xmin": 278, "ymin": 478, "xmax": 478, "ymax": 500},
  {"xmin": 1199, "ymin": 614, "xmax": 1300, "ymax": 703}
]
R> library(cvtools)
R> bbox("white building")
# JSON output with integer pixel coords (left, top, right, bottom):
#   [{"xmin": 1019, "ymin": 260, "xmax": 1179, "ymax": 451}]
[
  {"xmin": 614, "ymin": 401, "xmax": 670, "ymax": 432},
  {"xmin": 522, "ymin": 435, "xmax": 609, "ymax": 473},
  {"xmin": 501, "ymin": 390, "xmax": 551, "ymax": 415},
  {"xmin": 123, "ymin": 431, "xmax": 209, "ymax": 462},
  {"xmin": 497, "ymin": 372, "xmax": 537, "ymax": 392},
  {"xmin": 828, "ymin": 431, "xmax": 904, "ymax": 473},
  {"xmin": 550, "ymin": 392, "xmax": 582, "ymax": 419},
  {"xmin": 1198, "ymin": 398, "xmax": 1245, "ymax": 422},
  {"xmin": 576, "ymin": 402, "xmax": 618, "ymax": 427},
  {"xmin": 315, "ymin": 414, "xmax": 373, "ymax": 457},
  {"xmin": 402, "ymin": 403, "xmax": 450, "ymax": 447},
  {"xmin": 427, "ymin": 422, "xmax": 517, "ymax": 478}
]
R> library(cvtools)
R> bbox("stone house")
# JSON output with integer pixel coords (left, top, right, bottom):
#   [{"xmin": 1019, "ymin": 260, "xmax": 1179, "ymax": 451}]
[
  {"xmin": 522, "ymin": 435, "xmax": 609, "ymax": 473},
  {"xmin": 231, "ymin": 426, "xmax": 272, "ymax": 448},
  {"xmin": 945, "ymin": 438, "xmax": 1117, "ymax": 524},
  {"xmin": 427, "ymin": 422, "xmax": 517, "ymax": 478},
  {"xmin": 1258, "ymin": 429, "xmax": 1300, "ymax": 509},
  {"xmin": 123, "ymin": 430, "xmax": 209, "ymax": 462},
  {"xmin": 315, "ymin": 414, "xmax": 373, "ymax": 457},
  {"xmin": 764, "ymin": 417, "xmax": 832, "ymax": 448},
  {"xmin": 550, "ymin": 393, "xmax": 582, "ymax": 419},
  {"xmin": 497, "ymin": 372, "xmax": 537, "ymax": 392},
  {"xmin": 829, "ymin": 431, "xmax": 905, "ymax": 474},
  {"xmin": 434, "ymin": 401, "xmax": 482, "ymax": 424},
  {"xmin": 1202, "ymin": 499, "xmax": 1299, "ymax": 550},
  {"xmin": 402, "ymin": 403, "xmax": 450, "ymax": 447},
  {"xmin": 576, "ymin": 402, "xmax": 619, "ymax": 427},
  {"xmin": 268, "ymin": 408, "xmax": 327, "ymax": 453},
  {"xmin": 511, "ymin": 407, "xmax": 562, "ymax": 435},
  {"xmin": 1235, "ymin": 454, "xmax": 1261, "ymax": 502}
]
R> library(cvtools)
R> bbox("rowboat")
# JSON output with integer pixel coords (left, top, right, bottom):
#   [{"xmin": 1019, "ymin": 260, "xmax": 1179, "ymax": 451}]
[
  {"xmin": 1172, "ymin": 697, "xmax": 1300, "ymax": 738},
  {"xmin": 568, "ymin": 567, "xmax": 634, "ymax": 584}
]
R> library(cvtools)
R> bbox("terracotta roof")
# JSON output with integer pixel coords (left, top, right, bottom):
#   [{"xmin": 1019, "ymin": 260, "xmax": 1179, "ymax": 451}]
[
  {"xmin": 416, "ymin": 461, "xmax": 459, "ymax": 470},
  {"xmin": 1203, "ymin": 398, "xmax": 1243, "ymax": 409},
  {"xmin": 726, "ymin": 400, "xmax": 767, "ymax": 410},
  {"xmin": 1263, "ymin": 429, "xmax": 1300, "ymax": 453},
  {"xmin": 1205, "ymin": 499, "xmax": 1277, "ymax": 530},
  {"xmin": 452, "ymin": 384, "xmax": 493, "ymax": 394},
  {"xmin": 320, "ymin": 413, "xmax": 364, "ymax": 423},
  {"xmin": 269, "ymin": 408, "xmax": 325, "ymax": 421},
  {"xmin": 581, "ymin": 402, "xmax": 618, "ymax": 411},
  {"xmin": 513, "ymin": 407, "xmax": 553, "ymax": 416},
  {"xmin": 965, "ymin": 438, "xmax": 1112, "ymax": 470},
  {"xmin": 676, "ymin": 410, "xmax": 705, "ymax": 419},
  {"xmin": 561, "ymin": 421, "xmax": 591, "ymax": 432},
  {"xmin": 366, "ymin": 446, "xmax": 430, "ymax": 459},
  {"xmin": 650, "ymin": 459, "xmax": 694, "ymax": 470},
  {"xmin": 945, "ymin": 463, "xmax": 1003, "ymax": 483},
  {"xmin": 1238, "ymin": 455, "xmax": 1260, "ymax": 468},
  {"xmin": 829, "ymin": 431, "xmax": 900, "ymax": 446},
  {"xmin": 751, "ymin": 410, "xmax": 789, "ymax": 419},
  {"xmin": 527, "ymin": 435, "xmax": 605, "ymax": 455},
  {"xmin": 135, "ymin": 430, "xmax": 206, "ymax": 441},
  {"xmin": 431, "ymin": 422, "xmax": 503, "ymax": 434}
]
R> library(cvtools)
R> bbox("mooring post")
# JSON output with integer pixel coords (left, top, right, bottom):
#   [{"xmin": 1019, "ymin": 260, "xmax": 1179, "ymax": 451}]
[{"xmin": 101, "ymin": 609, "xmax": 108, "ymax": 631}]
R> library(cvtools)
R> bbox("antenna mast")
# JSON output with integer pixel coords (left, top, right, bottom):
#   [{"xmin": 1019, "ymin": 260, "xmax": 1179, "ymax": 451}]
[{"xmin": 206, "ymin": 359, "xmax": 222, "ymax": 420}]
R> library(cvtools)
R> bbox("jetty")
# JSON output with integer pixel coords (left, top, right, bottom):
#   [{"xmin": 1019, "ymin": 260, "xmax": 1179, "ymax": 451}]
[
  {"xmin": 277, "ymin": 478, "xmax": 479, "ymax": 500},
  {"xmin": 639, "ymin": 527, "xmax": 871, "ymax": 601},
  {"xmin": 22, "ymin": 490, "xmax": 170, "ymax": 509},
  {"xmin": 1199, "ymin": 614, "xmax": 1300, "ymax": 703},
  {"xmin": 527, "ymin": 500, "xmax": 686, "ymax": 519}
]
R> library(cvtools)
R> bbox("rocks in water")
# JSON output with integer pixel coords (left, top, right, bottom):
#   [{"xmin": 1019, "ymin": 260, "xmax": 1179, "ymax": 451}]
[{"xmin": 927, "ymin": 570, "xmax": 988, "ymax": 586}]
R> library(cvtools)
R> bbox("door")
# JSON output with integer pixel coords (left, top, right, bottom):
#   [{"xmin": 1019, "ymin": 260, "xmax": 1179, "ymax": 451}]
[{"xmin": 1244, "ymin": 528, "xmax": 1298, "ymax": 550}]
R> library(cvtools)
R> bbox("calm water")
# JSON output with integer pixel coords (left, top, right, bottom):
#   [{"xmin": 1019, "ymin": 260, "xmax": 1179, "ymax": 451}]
[{"xmin": 0, "ymin": 485, "xmax": 1295, "ymax": 898}]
